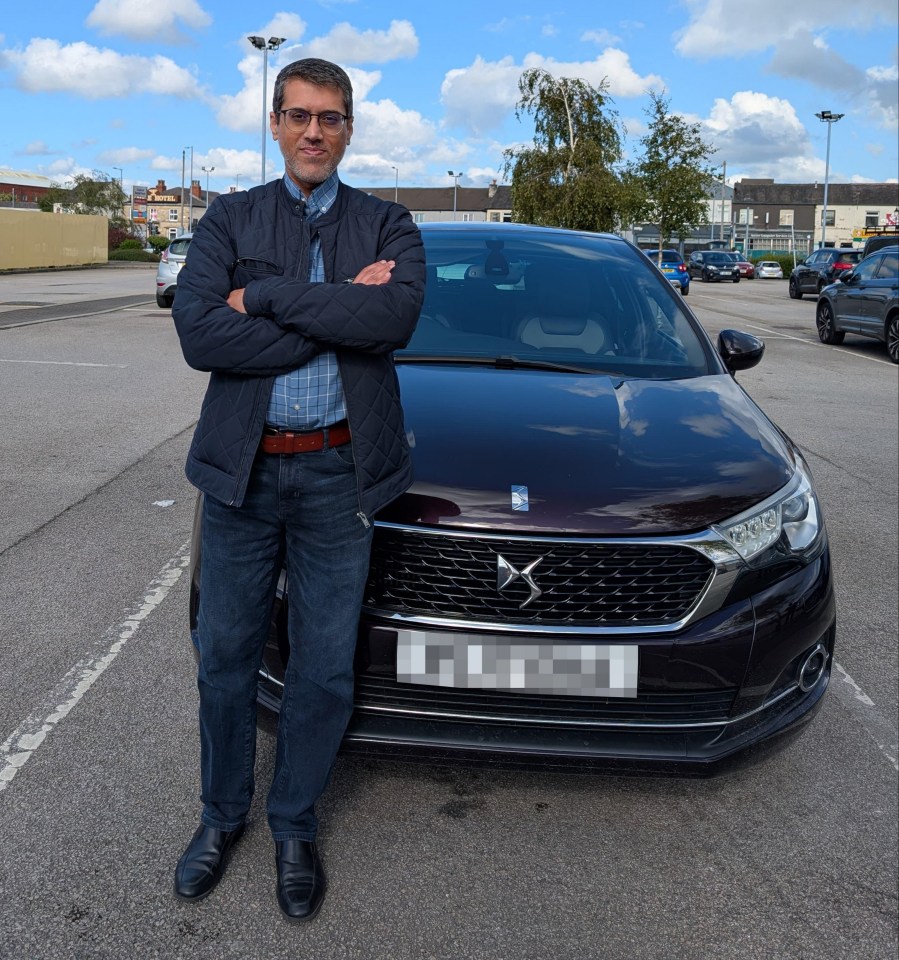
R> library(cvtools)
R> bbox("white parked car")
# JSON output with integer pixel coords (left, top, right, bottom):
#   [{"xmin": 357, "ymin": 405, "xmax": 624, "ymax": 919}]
[
  {"xmin": 755, "ymin": 261, "xmax": 784, "ymax": 280},
  {"xmin": 155, "ymin": 233, "xmax": 193, "ymax": 308}
]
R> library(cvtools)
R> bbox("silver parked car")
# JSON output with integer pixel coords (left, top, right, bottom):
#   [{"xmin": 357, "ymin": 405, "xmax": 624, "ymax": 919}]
[
  {"xmin": 755, "ymin": 261, "xmax": 784, "ymax": 280},
  {"xmin": 155, "ymin": 233, "xmax": 193, "ymax": 308}
]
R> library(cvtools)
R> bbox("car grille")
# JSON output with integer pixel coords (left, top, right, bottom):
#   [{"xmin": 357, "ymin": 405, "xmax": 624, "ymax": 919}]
[
  {"xmin": 364, "ymin": 528, "xmax": 715, "ymax": 627},
  {"xmin": 355, "ymin": 674, "xmax": 737, "ymax": 725}
]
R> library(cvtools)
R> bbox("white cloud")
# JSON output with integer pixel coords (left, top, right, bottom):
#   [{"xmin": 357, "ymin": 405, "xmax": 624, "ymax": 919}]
[
  {"xmin": 86, "ymin": 0, "xmax": 211, "ymax": 44},
  {"xmin": 98, "ymin": 146, "xmax": 155, "ymax": 164},
  {"xmin": 675, "ymin": 0, "xmax": 898, "ymax": 58},
  {"xmin": 5, "ymin": 38, "xmax": 205, "ymax": 100},
  {"xmin": 257, "ymin": 13, "xmax": 305, "ymax": 43},
  {"xmin": 702, "ymin": 90, "xmax": 824, "ymax": 181},
  {"xmin": 352, "ymin": 99, "xmax": 436, "ymax": 153},
  {"xmin": 441, "ymin": 56, "xmax": 522, "ymax": 136},
  {"xmin": 21, "ymin": 140, "xmax": 52, "ymax": 155},
  {"xmin": 301, "ymin": 19, "xmax": 418, "ymax": 64},
  {"xmin": 441, "ymin": 51, "xmax": 665, "ymax": 136},
  {"xmin": 582, "ymin": 29, "xmax": 622, "ymax": 46}
]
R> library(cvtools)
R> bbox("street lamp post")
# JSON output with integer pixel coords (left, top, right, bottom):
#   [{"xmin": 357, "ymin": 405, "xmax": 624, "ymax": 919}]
[
  {"xmin": 448, "ymin": 170, "xmax": 463, "ymax": 221},
  {"xmin": 202, "ymin": 165, "xmax": 215, "ymax": 205},
  {"xmin": 248, "ymin": 35, "xmax": 286, "ymax": 185},
  {"xmin": 815, "ymin": 110, "xmax": 844, "ymax": 249},
  {"xmin": 186, "ymin": 146, "xmax": 194, "ymax": 231},
  {"xmin": 391, "ymin": 166, "xmax": 398, "ymax": 203}
]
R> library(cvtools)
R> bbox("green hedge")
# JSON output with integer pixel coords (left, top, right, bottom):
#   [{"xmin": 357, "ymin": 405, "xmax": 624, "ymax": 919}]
[{"xmin": 108, "ymin": 249, "xmax": 160, "ymax": 262}]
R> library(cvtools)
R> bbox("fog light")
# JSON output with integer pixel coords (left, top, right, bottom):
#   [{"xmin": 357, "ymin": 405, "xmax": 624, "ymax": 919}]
[{"xmin": 798, "ymin": 643, "xmax": 828, "ymax": 692}]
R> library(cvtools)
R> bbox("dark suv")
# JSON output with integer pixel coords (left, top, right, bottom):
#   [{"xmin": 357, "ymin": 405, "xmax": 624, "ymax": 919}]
[
  {"xmin": 862, "ymin": 232, "xmax": 899, "ymax": 259},
  {"xmin": 815, "ymin": 245, "xmax": 899, "ymax": 363},
  {"xmin": 789, "ymin": 248, "xmax": 862, "ymax": 298}
]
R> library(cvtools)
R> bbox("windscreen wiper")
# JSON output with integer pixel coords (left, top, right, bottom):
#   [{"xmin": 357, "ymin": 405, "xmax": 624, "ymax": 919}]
[{"xmin": 396, "ymin": 354, "xmax": 600, "ymax": 375}]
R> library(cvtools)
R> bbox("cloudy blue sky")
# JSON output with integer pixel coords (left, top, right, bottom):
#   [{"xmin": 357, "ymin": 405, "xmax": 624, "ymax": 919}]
[{"xmin": 0, "ymin": 0, "xmax": 896, "ymax": 195}]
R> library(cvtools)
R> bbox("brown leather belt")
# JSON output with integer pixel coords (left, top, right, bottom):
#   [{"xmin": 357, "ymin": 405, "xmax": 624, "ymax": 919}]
[{"xmin": 260, "ymin": 420, "xmax": 351, "ymax": 454}]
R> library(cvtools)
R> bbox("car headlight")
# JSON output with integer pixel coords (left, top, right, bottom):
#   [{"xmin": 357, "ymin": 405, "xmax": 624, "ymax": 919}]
[{"xmin": 715, "ymin": 457, "xmax": 823, "ymax": 562}]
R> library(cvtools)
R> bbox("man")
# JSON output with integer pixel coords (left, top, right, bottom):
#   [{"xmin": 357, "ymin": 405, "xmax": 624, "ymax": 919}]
[{"xmin": 171, "ymin": 58, "xmax": 425, "ymax": 922}]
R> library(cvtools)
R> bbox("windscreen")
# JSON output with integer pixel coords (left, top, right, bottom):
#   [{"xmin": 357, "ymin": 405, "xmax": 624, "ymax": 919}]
[{"xmin": 401, "ymin": 231, "xmax": 713, "ymax": 379}]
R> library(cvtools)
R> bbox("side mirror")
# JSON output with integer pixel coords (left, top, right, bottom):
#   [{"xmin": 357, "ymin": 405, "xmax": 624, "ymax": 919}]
[
  {"xmin": 840, "ymin": 270, "xmax": 856, "ymax": 283},
  {"xmin": 718, "ymin": 329, "xmax": 765, "ymax": 373}
]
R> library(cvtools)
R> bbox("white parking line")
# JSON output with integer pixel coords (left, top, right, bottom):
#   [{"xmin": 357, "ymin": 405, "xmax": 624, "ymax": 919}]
[
  {"xmin": 0, "ymin": 543, "xmax": 190, "ymax": 793},
  {"xmin": 830, "ymin": 662, "xmax": 898, "ymax": 771},
  {"xmin": 0, "ymin": 358, "xmax": 128, "ymax": 368},
  {"xmin": 736, "ymin": 321, "xmax": 894, "ymax": 366}
]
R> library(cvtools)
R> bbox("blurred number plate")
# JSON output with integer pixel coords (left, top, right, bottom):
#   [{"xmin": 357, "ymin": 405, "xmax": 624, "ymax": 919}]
[{"xmin": 396, "ymin": 629, "xmax": 638, "ymax": 698}]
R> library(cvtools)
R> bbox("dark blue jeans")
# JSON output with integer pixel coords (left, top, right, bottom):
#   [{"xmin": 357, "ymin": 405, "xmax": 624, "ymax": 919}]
[{"xmin": 195, "ymin": 443, "xmax": 372, "ymax": 841}]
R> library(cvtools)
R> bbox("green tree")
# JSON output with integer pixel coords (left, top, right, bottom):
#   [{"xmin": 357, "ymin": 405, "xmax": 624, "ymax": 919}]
[
  {"xmin": 631, "ymin": 91, "xmax": 717, "ymax": 252},
  {"xmin": 38, "ymin": 171, "xmax": 129, "ymax": 226},
  {"xmin": 502, "ymin": 68, "xmax": 630, "ymax": 232}
]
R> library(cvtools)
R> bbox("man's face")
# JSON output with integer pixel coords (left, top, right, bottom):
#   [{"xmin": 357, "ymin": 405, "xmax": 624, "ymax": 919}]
[{"xmin": 270, "ymin": 78, "xmax": 353, "ymax": 195}]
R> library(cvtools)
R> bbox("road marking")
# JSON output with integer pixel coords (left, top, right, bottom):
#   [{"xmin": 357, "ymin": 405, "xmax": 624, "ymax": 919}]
[
  {"xmin": 734, "ymin": 321, "xmax": 894, "ymax": 366},
  {"xmin": 0, "ymin": 543, "xmax": 191, "ymax": 793},
  {"xmin": 0, "ymin": 358, "xmax": 128, "ymax": 368},
  {"xmin": 831, "ymin": 661, "xmax": 898, "ymax": 771},
  {"xmin": 0, "ymin": 299, "xmax": 154, "ymax": 330}
]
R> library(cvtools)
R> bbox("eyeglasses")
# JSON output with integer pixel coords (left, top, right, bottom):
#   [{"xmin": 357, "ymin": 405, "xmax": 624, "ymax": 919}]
[{"xmin": 277, "ymin": 109, "xmax": 350, "ymax": 133}]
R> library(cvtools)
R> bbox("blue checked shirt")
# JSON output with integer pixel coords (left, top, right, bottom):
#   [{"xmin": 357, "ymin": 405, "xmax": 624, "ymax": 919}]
[{"xmin": 266, "ymin": 172, "xmax": 347, "ymax": 429}]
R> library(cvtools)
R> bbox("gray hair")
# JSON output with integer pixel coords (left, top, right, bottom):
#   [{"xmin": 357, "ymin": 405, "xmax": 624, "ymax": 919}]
[{"xmin": 272, "ymin": 58, "xmax": 354, "ymax": 118}]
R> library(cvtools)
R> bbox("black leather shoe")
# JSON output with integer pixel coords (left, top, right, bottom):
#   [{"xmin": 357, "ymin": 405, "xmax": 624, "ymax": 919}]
[
  {"xmin": 174, "ymin": 823, "xmax": 245, "ymax": 901},
  {"xmin": 275, "ymin": 840, "xmax": 326, "ymax": 921}
]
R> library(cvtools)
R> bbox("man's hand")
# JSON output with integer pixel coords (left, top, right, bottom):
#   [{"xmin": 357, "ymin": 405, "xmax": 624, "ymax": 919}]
[
  {"xmin": 227, "ymin": 288, "xmax": 247, "ymax": 313},
  {"xmin": 351, "ymin": 260, "xmax": 395, "ymax": 286}
]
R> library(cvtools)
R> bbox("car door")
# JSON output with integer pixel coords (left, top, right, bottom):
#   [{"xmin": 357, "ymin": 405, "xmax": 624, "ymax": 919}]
[
  {"xmin": 688, "ymin": 253, "xmax": 703, "ymax": 279},
  {"xmin": 831, "ymin": 256, "xmax": 879, "ymax": 332},
  {"xmin": 859, "ymin": 252, "xmax": 899, "ymax": 336},
  {"xmin": 800, "ymin": 251, "xmax": 826, "ymax": 292}
]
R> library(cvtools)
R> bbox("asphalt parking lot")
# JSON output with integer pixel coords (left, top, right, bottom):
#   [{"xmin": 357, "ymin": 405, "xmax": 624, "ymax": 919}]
[{"xmin": 0, "ymin": 265, "xmax": 896, "ymax": 960}]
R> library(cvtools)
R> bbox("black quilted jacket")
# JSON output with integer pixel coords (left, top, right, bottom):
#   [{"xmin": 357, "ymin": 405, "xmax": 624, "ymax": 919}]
[{"xmin": 172, "ymin": 178, "xmax": 426, "ymax": 520}]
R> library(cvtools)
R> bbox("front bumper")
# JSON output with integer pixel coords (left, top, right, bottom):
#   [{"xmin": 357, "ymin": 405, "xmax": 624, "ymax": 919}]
[{"xmin": 256, "ymin": 550, "xmax": 836, "ymax": 775}]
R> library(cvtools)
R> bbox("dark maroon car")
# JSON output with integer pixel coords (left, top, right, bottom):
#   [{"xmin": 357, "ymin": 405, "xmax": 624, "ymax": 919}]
[{"xmin": 190, "ymin": 223, "xmax": 835, "ymax": 774}]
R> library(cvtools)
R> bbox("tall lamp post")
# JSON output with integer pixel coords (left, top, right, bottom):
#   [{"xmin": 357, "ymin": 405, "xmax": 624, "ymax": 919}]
[
  {"xmin": 391, "ymin": 165, "xmax": 398, "ymax": 202},
  {"xmin": 186, "ymin": 146, "xmax": 194, "ymax": 231},
  {"xmin": 202, "ymin": 165, "xmax": 215, "ymax": 205},
  {"xmin": 447, "ymin": 170, "xmax": 463, "ymax": 221},
  {"xmin": 248, "ymin": 35, "xmax": 286, "ymax": 185},
  {"xmin": 815, "ymin": 110, "xmax": 844, "ymax": 249}
]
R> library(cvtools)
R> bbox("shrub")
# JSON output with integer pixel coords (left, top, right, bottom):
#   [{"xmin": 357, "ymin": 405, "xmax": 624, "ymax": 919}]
[
  {"xmin": 118, "ymin": 238, "xmax": 143, "ymax": 250},
  {"xmin": 146, "ymin": 235, "xmax": 170, "ymax": 254}
]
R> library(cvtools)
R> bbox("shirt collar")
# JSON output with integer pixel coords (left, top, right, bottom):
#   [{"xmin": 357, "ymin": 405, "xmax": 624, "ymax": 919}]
[{"xmin": 282, "ymin": 171, "xmax": 340, "ymax": 219}]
